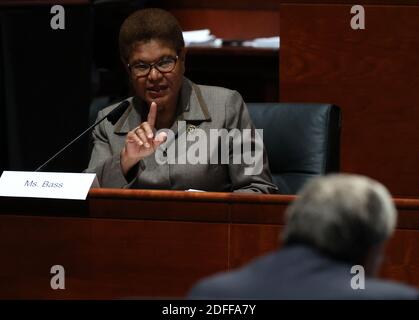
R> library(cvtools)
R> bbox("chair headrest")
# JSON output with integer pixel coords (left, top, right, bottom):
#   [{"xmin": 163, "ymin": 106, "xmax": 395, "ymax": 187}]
[{"xmin": 247, "ymin": 103, "xmax": 341, "ymax": 175}]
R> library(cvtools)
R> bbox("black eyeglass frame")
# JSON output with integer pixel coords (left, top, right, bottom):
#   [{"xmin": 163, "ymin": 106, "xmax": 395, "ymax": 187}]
[{"xmin": 127, "ymin": 55, "xmax": 179, "ymax": 77}]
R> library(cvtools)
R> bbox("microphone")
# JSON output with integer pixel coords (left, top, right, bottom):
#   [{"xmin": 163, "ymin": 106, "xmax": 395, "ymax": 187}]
[{"xmin": 35, "ymin": 100, "xmax": 130, "ymax": 172}]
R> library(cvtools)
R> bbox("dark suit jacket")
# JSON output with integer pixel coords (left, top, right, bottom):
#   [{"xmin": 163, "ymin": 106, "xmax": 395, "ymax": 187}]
[
  {"xmin": 85, "ymin": 77, "xmax": 278, "ymax": 193},
  {"xmin": 188, "ymin": 245, "xmax": 419, "ymax": 300}
]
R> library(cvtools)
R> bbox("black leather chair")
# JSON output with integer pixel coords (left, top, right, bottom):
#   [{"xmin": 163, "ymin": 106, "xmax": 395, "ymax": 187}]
[{"xmin": 247, "ymin": 103, "xmax": 341, "ymax": 194}]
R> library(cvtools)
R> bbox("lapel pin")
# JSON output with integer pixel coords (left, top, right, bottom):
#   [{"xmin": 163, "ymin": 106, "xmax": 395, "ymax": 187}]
[{"xmin": 187, "ymin": 124, "xmax": 197, "ymax": 135}]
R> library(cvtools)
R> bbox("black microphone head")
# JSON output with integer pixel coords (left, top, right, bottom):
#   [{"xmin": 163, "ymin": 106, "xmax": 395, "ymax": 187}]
[{"xmin": 106, "ymin": 100, "xmax": 130, "ymax": 125}]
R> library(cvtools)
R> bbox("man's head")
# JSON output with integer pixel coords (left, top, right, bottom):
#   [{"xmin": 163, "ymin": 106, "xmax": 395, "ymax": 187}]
[
  {"xmin": 283, "ymin": 174, "xmax": 397, "ymax": 275},
  {"xmin": 119, "ymin": 8, "xmax": 186, "ymax": 113}
]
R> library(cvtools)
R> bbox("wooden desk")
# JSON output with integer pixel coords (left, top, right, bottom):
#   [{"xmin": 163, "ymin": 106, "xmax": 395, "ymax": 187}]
[
  {"xmin": 279, "ymin": 0, "xmax": 419, "ymax": 196},
  {"xmin": 0, "ymin": 189, "xmax": 418, "ymax": 299}
]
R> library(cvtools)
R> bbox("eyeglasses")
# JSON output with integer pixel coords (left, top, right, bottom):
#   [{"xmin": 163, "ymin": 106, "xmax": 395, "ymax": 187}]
[{"xmin": 128, "ymin": 56, "xmax": 178, "ymax": 77}]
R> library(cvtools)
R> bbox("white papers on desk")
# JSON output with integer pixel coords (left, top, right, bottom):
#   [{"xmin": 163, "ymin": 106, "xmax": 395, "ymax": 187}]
[
  {"xmin": 242, "ymin": 36, "xmax": 280, "ymax": 49},
  {"xmin": 182, "ymin": 29, "xmax": 222, "ymax": 47}
]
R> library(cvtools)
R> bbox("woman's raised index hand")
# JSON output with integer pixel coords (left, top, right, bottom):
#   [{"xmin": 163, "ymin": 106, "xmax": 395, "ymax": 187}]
[{"xmin": 147, "ymin": 101, "xmax": 157, "ymax": 131}]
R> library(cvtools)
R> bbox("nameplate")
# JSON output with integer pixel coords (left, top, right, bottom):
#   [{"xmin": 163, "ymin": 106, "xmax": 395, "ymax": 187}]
[{"xmin": 0, "ymin": 171, "xmax": 99, "ymax": 200}]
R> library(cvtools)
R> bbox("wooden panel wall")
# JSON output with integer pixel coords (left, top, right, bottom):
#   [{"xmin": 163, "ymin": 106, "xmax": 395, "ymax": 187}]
[
  {"xmin": 171, "ymin": 9, "xmax": 279, "ymax": 39},
  {"xmin": 164, "ymin": 0, "xmax": 280, "ymax": 39},
  {"xmin": 280, "ymin": 4, "xmax": 419, "ymax": 197},
  {"xmin": 0, "ymin": 215, "xmax": 229, "ymax": 299},
  {"xmin": 161, "ymin": 1, "xmax": 280, "ymax": 102}
]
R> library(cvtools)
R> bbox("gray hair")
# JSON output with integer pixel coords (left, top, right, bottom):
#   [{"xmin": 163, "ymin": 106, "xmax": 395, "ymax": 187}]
[{"xmin": 283, "ymin": 174, "xmax": 397, "ymax": 263}]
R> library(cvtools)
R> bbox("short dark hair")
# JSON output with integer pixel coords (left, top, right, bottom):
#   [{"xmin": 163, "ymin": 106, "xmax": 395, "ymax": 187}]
[{"xmin": 119, "ymin": 8, "xmax": 185, "ymax": 64}]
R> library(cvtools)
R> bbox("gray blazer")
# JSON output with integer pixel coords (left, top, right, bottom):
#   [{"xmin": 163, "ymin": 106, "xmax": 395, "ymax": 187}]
[{"xmin": 85, "ymin": 78, "xmax": 278, "ymax": 194}]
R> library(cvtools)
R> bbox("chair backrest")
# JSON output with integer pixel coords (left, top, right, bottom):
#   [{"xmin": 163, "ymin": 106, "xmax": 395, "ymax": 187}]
[{"xmin": 247, "ymin": 103, "xmax": 341, "ymax": 194}]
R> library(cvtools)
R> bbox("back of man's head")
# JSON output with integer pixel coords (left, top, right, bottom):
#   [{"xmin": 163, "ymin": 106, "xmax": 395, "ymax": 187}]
[{"xmin": 283, "ymin": 174, "xmax": 396, "ymax": 272}]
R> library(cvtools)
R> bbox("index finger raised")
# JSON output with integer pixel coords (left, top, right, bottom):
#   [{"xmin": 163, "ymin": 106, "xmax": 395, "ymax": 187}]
[{"xmin": 147, "ymin": 101, "xmax": 157, "ymax": 128}]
